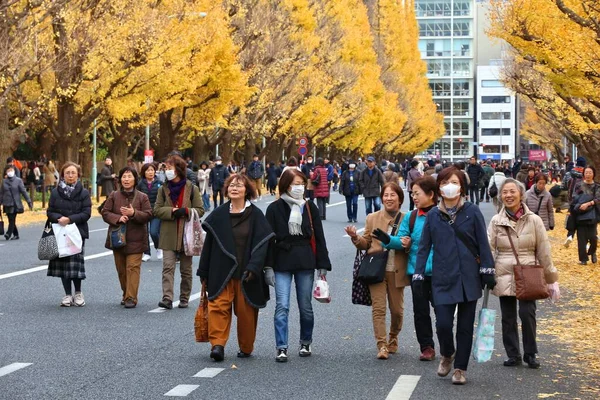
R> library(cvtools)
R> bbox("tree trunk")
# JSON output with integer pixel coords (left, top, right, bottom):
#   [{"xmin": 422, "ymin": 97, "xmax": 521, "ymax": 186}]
[
  {"xmin": 158, "ymin": 110, "xmax": 177, "ymax": 159},
  {"xmin": 244, "ymin": 137, "xmax": 257, "ymax": 167},
  {"xmin": 110, "ymin": 136, "xmax": 130, "ymax": 172},
  {"xmin": 0, "ymin": 105, "xmax": 20, "ymax": 167},
  {"xmin": 193, "ymin": 135, "xmax": 212, "ymax": 164},
  {"xmin": 37, "ymin": 130, "xmax": 56, "ymax": 161},
  {"xmin": 220, "ymin": 129, "xmax": 233, "ymax": 163},
  {"xmin": 79, "ymin": 138, "xmax": 93, "ymax": 182}
]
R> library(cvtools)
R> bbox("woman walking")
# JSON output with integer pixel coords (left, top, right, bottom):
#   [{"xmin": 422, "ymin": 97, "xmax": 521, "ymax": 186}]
[
  {"xmin": 489, "ymin": 166, "xmax": 507, "ymax": 213},
  {"xmin": 488, "ymin": 178, "xmax": 559, "ymax": 368},
  {"xmin": 340, "ymin": 161, "xmax": 360, "ymax": 223},
  {"xmin": 525, "ymin": 174, "xmax": 554, "ymax": 231},
  {"xmin": 413, "ymin": 167, "xmax": 495, "ymax": 385},
  {"xmin": 102, "ymin": 167, "xmax": 153, "ymax": 308},
  {"xmin": 266, "ymin": 162, "xmax": 280, "ymax": 196},
  {"xmin": 197, "ymin": 174, "xmax": 274, "ymax": 361},
  {"xmin": 347, "ymin": 182, "xmax": 409, "ymax": 360},
  {"xmin": 153, "ymin": 155, "xmax": 204, "ymax": 310},
  {"xmin": 570, "ymin": 166, "xmax": 600, "ymax": 265},
  {"xmin": 137, "ymin": 163, "xmax": 163, "ymax": 261},
  {"xmin": 313, "ymin": 158, "xmax": 330, "ymax": 220},
  {"xmin": 46, "ymin": 162, "xmax": 92, "ymax": 306},
  {"xmin": 1, "ymin": 165, "xmax": 33, "ymax": 240},
  {"xmin": 383, "ymin": 177, "xmax": 436, "ymax": 361},
  {"xmin": 265, "ymin": 169, "xmax": 331, "ymax": 362},
  {"xmin": 197, "ymin": 161, "xmax": 212, "ymax": 212}
]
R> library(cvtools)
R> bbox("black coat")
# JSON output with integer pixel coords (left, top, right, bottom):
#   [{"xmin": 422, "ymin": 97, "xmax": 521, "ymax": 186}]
[
  {"xmin": 47, "ymin": 182, "xmax": 92, "ymax": 240},
  {"xmin": 209, "ymin": 164, "xmax": 229, "ymax": 190},
  {"xmin": 197, "ymin": 203, "xmax": 274, "ymax": 308},
  {"xmin": 137, "ymin": 178, "xmax": 162, "ymax": 207},
  {"xmin": 265, "ymin": 199, "xmax": 332, "ymax": 272},
  {"xmin": 358, "ymin": 167, "xmax": 384, "ymax": 198},
  {"xmin": 266, "ymin": 166, "xmax": 280, "ymax": 188},
  {"xmin": 466, "ymin": 163, "xmax": 484, "ymax": 186},
  {"xmin": 340, "ymin": 170, "xmax": 359, "ymax": 196}
]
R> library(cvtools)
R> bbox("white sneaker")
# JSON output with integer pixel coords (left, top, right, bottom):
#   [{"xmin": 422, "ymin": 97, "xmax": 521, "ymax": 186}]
[
  {"xmin": 61, "ymin": 295, "xmax": 73, "ymax": 307},
  {"xmin": 142, "ymin": 254, "xmax": 151, "ymax": 262},
  {"xmin": 564, "ymin": 236, "xmax": 573, "ymax": 248},
  {"xmin": 157, "ymin": 249, "xmax": 163, "ymax": 260},
  {"xmin": 73, "ymin": 292, "xmax": 85, "ymax": 307}
]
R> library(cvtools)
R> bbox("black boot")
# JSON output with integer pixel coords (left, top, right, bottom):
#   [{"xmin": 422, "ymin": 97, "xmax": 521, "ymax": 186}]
[
  {"xmin": 524, "ymin": 353, "xmax": 540, "ymax": 369},
  {"xmin": 210, "ymin": 345, "xmax": 225, "ymax": 362},
  {"xmin": 503, "ymin": 356, "xmax": 522, "ymax": 367}
]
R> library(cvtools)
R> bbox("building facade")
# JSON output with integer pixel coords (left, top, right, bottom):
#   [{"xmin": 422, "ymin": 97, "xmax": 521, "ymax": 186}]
[{"xmin": 416, "ymin": 0, "xmax": 475, "ymax": 161}]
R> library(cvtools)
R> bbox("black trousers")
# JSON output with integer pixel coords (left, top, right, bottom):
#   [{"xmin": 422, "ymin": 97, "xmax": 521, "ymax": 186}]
[
  {"xmin": 499, "ymin": 296, "xmax": 537, "ymax": 357},
  {"xmin": 411, "ymin": 277, "xmax": 434, "ymax": 351},
  {"xmin": 316, "ymin": 198, "xmax": 327, "ymax": 219},
  {"xmin": 6, "ymin": 212, "xmax": 18, "ymax": 238},
  {"xmin": 212, "ymin": 189, "xmax": 224, "ymax": 208},
  {"xmin": 576, "ymin": 223, "xmax": 598, "ymax": 262},
  {"xmin": 468, "ymin": 185, "xmax": 479, "ymax": 204},
  {"xmin": 434, "ymin": 300, "xmax": 477, "ymax": 370},
  {"xmin": 479, "ymin": 184, "xmax": 490, "ymax": 201}
]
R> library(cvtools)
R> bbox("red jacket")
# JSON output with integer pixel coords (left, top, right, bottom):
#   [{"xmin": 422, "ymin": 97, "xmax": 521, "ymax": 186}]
[{"xmin": 313, "ymin": 166, "xmax": 330, "ymax": 198}]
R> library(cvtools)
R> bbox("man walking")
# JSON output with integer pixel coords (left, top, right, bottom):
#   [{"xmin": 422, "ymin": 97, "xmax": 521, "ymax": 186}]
[
  {"xmin": 466, "ymin": 156, "xmax": 484, "ymax": 205},
  {"xmin": 358, "ymin": 156, "xmax": 384, "ymax": 215},
  {"xmin": 209, "ymin": 156, "xmax": 229, "ymax": 208},
  {"xmin": 100, "ymin": 157, "xmax": 116, "ymax": 198},
  {"xmin": 246, "ymin": 154, "xmax": 265, "ymax": 201}
]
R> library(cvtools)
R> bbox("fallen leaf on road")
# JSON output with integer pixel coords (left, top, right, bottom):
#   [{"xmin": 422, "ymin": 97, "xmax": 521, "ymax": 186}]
[
  {"xmin": 538, "ymin": 393, "xmax": 567, "ymax": 398},
  {"xmin": 231, "ymin": 364, "xmax": 238, "ymax": 369},
  {"xmin": 342, "ymin": 336, "xmax": 351, "ymax": 340}
]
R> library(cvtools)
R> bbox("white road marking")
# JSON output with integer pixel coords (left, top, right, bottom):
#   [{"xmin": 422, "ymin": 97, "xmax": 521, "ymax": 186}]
[
  {"xmin": 0, "ymin": 363, "xmax": 33, "ymax": 378},
  {"xmin": 164, "ymin": 384, "xmax": 199, "ymax": 397},
  {"xmin": 148, "ymin": 292, "xmax": 201, "ymax": 313},
  {"xmin": 89, "ymin": 228, "xmax": 108, "ymax": 233},
  {"xmin": 0, "ymin": 251, "xmax": 113, "ymax": 281},
  {"xmin": 193, "ymin": 367, "xmax": 225, "ymax": 378},
  {"xmin": 343, "ymin": 228, "xmax": 365, "ymax": 238},
  {"xmin": 385, "ymin": 375, "xmax": 421, "ymax": 400}
]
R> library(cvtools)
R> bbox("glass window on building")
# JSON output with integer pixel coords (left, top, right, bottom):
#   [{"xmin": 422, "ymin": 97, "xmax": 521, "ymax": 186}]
[
  {"xmin": 482, "ymin": 96, "xmax": 511, "ymax": 103},
  {"xmin": 481, "ymin": 80, "xmax": 503, "ymax": 88},
  {"xmin": 427, "ymin": 59, "xmax": 451, "ymax": 77},
  {"xmin": 453, "ymin": 39, "xmax": 471, "ymax": 57},
  {"xmin": 481, "ymin": 128, "xmax": 511, "ymax": 136},
  {"xmin": 453, "ymin": 20, "xmax": 471, "ymax": 36},
  {"xmin": 453, "ymin": 139, "xmax": 470, "ymax": 157},
  {"xmin": 453, "ymin": 1, "xmax": 471, "ymax": 17},
  {"xmin": 436, "ymin": 99, "xmax": 451, "ymax": 116},
  {"xmin": 420, "ymin": 39, "xmax": 452, "ymax": 57},
  {"xmin": 453, "ymin": 100, "xmax": 470, "ymax": 116},
  {"xmin": 453, "ymin": 60, "xmax": 471, "ymax": 77},
  {"xmin": 415, "ymin": 0, "xmax": 452, "ymax": 18},
  {"xmin": 444, "ymin": 122, "xmax": 451, "ymax": 136},
  {"xmin": 419, "ymin": 20, "xmax": 452, "ymax": 37},
  {"xmin": 452, "ymin": 120, "xmax": 470, "ymax": 136},
  {"xmin": 453, "ymin": 80, "xmax": 470, "ymax": 96},
  {"xmin": 482, "ymin": 145, "xmax": 509, "ymax": 154},
  {"xmin": 481, "ymin": 112, "xmax": 511, "ymax": 120},
  {"xmin": 430, "ymin": 81, "xmax": 451, "ymax": 96}
]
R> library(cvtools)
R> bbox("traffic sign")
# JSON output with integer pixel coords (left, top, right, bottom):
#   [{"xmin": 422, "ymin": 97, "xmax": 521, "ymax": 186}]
[
  {"xmin": 299, "ymin": 137, "xmax": 308, "ymax": 147},
  {"xmin": 144, "ymin": 149, "xmax": 154, "ymax": 164},
  {"xmin": 298, "ymin": 146, "xmax": 308, "ymax": 156}
]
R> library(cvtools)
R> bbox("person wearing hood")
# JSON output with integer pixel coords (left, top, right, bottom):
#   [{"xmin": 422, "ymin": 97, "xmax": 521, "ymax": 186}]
[
  {"xmin": 525, "ymin": 174, "xmax": 554, "ymax": 231},
  {"xmin": 46, "ymin": 162, "xmax": 91, "ymax": 307},
  {"xmin": 515, "ymin": 164, "xmax": 529, "ymax": 186},
  {"xmin": 489, "ymin": 165, "xmax": 508, "ymax": 212},
  {"xmin": 340, "ymin": 161, "xmax": 360, "ymax": 223},
  {"xmin": 1, "ymin": 165, "xmax": 33, "ymax": 241},
  {"xmin": 488, "ymin": 178, "xmax": 558, "ymax": 369},
  {"xmin": 209, "ymin": 156, "xmax": 230, "ymax": 209}
]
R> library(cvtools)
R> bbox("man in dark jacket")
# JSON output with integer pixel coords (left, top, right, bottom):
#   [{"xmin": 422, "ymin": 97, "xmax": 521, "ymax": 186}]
[
  {"xmin": 301, "ymin": 156, "xmax": 316, "ymax": 200},
  {"xmin": 466, "ymin": 156, "xmax": 484, "ymax": 205},
  {"xmin": 100, "ymin": 157, "xmax": 116, "ymax": 198},
  {"xmin": 358, "ymin": 156, "xmax": 384, "ymax": 215},
  {"xmin": 247, "ymin": 154, "xmax": 265, "ymax": 200},
  {"xmin": 481, "ymin": 162, "xmax": 495, "ymax": 202},
  {"xmin": 209, "ymin": 156, "xmax": 230, "ymax": 208}
]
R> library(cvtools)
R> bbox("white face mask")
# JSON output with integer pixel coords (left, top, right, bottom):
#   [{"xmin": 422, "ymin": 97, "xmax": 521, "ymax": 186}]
[
  {"xmin": 288, "ymin": 185, "xmax": 305, "ymax": 199},
  {"xmin": 215, "ymin": 161, "xmax": 222, "ymax": 165},
  {"xmin": 165, "ymin": 169, "xmax": 176, "ymax": 181},
  {"xmin": 7, "ymin": 171, "xmax": 15, "ymax": 178},
  {"xmin": 440, "ymin": 183, "xmax": 461, "ymax": 199},
  {"xmin": 349, "ymin": 164, "xmax": 356, "ymax": 169}
]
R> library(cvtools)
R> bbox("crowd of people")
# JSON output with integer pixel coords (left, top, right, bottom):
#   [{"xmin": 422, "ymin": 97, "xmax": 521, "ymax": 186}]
[{"xmin": 3, "ymin": 149, "xmax": 599, "ymax": 387}]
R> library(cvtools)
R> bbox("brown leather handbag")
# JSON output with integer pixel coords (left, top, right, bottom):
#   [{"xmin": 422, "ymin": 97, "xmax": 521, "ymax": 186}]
[
  {"xmin": 505, "ymin": 227, "xmax": 549, "ymax": 301},
  {"xmin": 194, "ymin": 286, "xmax": 209, "ymax": 342}
]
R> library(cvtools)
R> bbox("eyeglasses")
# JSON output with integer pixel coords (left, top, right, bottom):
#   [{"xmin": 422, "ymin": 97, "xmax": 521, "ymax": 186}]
[{"xmin": 229, "ymin": 184, "xmax": 245, "ymax": 189}]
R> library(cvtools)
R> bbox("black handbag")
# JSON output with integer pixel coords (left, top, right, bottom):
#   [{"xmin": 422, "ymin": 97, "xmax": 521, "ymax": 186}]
[
  {"xmin": 38, "ymin": 220, "xmax": 59, "ymax": 260},
  {"xmin": 357, "ymin": 212, "xmax": 402, "ymax": 284},
  {"xmin": 0, "ymin": 212, "xmax": 4, "ymax": 235}
]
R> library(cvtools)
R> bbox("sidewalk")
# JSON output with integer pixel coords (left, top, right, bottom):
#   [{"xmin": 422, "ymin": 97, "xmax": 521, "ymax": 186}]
[{"xmin": 12, "ymin": 199, "xmax": 102, "ymax": 227}]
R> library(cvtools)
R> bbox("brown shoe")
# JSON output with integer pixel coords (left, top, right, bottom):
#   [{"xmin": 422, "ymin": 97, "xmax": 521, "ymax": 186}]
[
  {"xmin": 124, "ymin": 298, "xmax": 136, "ymax": 308},
  {"xmin": 451, "ymin": 369, "xmax": 466, "ymax": 385},
  {"xmin": 437, "ymin": 353, "xmax": 455, "ymax": 377},
  {"xmin": 420, "ymin": 346, "xmax": 436, "ymax": 361},
  {"xmin": 388, "ymin": 337, "xmax": 398, "ymax": 354},
  {"xmin": 377, "ymin": 346, "xmax": 389, "ymax": 360}
]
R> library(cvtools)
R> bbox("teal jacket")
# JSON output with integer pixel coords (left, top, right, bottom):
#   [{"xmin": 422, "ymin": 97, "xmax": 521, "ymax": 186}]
[{"xmin": 383, "ymin": 210, "xmax": 433, "ymax": 276}]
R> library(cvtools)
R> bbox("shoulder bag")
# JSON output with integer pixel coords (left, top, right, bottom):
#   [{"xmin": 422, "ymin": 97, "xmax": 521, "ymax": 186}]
[
  {"xmin": 38, "ymin": 220, "xmax": 59, "ymax": 260},
  {"xmin": 194, "ymin": 285, "xmax": 209, "ymax": 342},
  {"xmin": 108, "ymin": 191, "xmax": 137, "ymax": 250},
  {"xmin": 305, "ymin": 202, "xmax": 317, "ymax": 255},
  {"xmin": 358, "ymin": 212, "xmax": 402, "ymax": 284},
  {"xmin": 489, "ymin": 176, "xmax": 498, "ymax": 198},
  {"xmin": 504, "ymin": 227, "xmax": 549, "ymax": 301}
]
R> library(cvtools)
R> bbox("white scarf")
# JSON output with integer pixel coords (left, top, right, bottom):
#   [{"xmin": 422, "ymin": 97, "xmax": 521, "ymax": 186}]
[{"xmin": 280, "ymin": 193, "xmax": 306, "ymax": 235}]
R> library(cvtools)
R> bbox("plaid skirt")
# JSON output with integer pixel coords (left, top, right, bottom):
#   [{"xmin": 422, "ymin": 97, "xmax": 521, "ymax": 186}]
[{"xmin": 47, "ymin": 243, "xmax": 86, "ymax": 279}]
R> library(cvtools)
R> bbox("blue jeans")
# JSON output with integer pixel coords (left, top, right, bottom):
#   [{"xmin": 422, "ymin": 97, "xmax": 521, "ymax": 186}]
[
  {"xmin": 364, "ymin": 196, "xmax": 381, "ymax": 215},
  {"xmin": 274, "ymin": 270, "xmax": 315, "ymax": 350},
  {"xmin": 202, "ymin": 193, "xmax": 211, "ymax": 211},
  {"xmin": 144, "ymin": 217, "xmax": 161, "ymax": 255},
  {"xmin": 345, "ymin": 195, "xmax": 358, "ymax": 221}
]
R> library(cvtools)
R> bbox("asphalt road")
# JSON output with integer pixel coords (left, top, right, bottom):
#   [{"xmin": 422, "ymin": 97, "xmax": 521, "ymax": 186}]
[{"xmin": 0, "ymin": 190, "xmax": 593, "ymax": 399}]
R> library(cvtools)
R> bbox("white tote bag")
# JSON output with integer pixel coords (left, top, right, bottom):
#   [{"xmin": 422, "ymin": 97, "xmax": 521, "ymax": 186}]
[
  {"xmin": 52, "ymin": 223, "xmax": 83, "ymax": 258},
  {"xmin": 313, "ymin": 275, "xmax": 331, "ymax": 303},
  {"xmin": 183, "ymin": 209, "xmax": 205, "ymax": 256}
]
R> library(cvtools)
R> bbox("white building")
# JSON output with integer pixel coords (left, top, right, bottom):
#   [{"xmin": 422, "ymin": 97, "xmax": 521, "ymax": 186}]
[
  {"xmin": 415, "ymin": 0, "xmax": 475, "ymax": 161},
  {"xmin": 476, "ymin": 65, "xmax": 516, "ymax": 161}
]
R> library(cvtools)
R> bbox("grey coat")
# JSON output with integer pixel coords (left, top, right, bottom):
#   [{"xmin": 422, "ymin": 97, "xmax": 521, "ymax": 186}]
[
  {"xmin": 525, "ymin": 187, "xmax": 555, "ymax": 230},
  {"xmin": 358, "ymin": 167, "xmax": 384, "ymax": 198},
  {"xmin": 0, "ymin": 176, "xmax": 32, "ymax": 213}
]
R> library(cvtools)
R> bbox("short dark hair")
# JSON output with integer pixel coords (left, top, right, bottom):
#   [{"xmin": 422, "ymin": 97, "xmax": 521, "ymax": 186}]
[
  {"xmin": 223, "ymin": 173, "xmax": 257, "ymax": 201},
  {"xmin": 286, "ymin": 157, "xmax": 298, "ymax": 167},
  {"xmin": 380, "ymin": 182, "xmax": 404, "ymax": 205},
  {"xmin": 60, "ymin": 161, "xmax": 82, "ymax": 178},
  {"xmin": 140, "ymin": 162, "xmax": 157, "ymax": 178},
  {"xmin": 436, "ymin": 166, "xmax": 467, "ymax": 197},
  {"xmin": 118, "ymin": 166, "xmax": 139, "ymax": 187},
  {"xmin": 412, "ymin": 176, "xmax": 438, "ymax": 204},
  {"xmin": 6, "ymin": 156, "xmax": 14, "ymax": 163},
  {"xmin": 585, "ymin": 166, "xmax": 596, "ymax": 179},
  {"xmin": 165, "ymin": 155, "xmax": 187, "ymax": 179},
  {"xmin": 279, "ymin": 169, "xmax": 307, "ymax": 195},
  {"xmin": 495, "ymin": 165, "xmax": 504, "ymax": 172},
  {"xmin": 410, "ymin": 160, "xmax": 419, "ymax": 168},
  {"xmin": 534, "ymin": 173, "xmax": 549, "ymax": 183}
]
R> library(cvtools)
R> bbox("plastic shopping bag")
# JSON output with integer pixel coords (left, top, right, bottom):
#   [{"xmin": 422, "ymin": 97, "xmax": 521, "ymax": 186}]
[
  {"xmin": 313, "ymin": 275, "xmax": 331, "ymax": 303},
  {"xmin": 184, "ymin": 209, "xmax": 205, "ymax": 256},
  {"xmin": 547, "ymin": 282, "xmax": 561, "ymax": 304},
  {"xmin": 52, "ymin": 223, "xmax": 83, "ymax": 258},
  {"xmin": 472, "ymin": 288, "xmax": 496, "ymax": 363}
]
